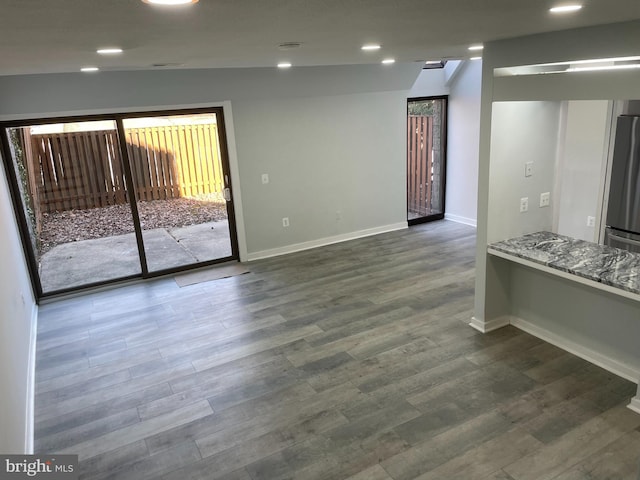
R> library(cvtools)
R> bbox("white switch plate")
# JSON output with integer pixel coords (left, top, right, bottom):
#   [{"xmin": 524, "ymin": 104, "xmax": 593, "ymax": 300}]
[
  {"xmin": 261, "ymin": 173, "xmax": 269, "ymax": 184},
  {"xmin": 587, "ymin": 216, "xmax": 596, "ymax": 227},
  {"xmin": 525, "ymin": 162, "xmax": 533, "ymax": 177},
  {"xmin": 539, "ymin": 192, "xmax": 550, "ymax": 207},
  {"xmin": 520, "ymin": 197, "xmax": 529, "ymax": 213},
  {"xmin": 282, "ymin": 217, "xmax": 289, "ymax": 227}
]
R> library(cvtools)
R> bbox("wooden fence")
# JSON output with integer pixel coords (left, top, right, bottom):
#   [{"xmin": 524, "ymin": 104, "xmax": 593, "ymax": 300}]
[
  {"xmin": 27, "ymin": 124, "xmax": 224, "ymax": 213},
  {"xmin": 407, "ymin": 115, "xmax": 433, "ymax": 217}
]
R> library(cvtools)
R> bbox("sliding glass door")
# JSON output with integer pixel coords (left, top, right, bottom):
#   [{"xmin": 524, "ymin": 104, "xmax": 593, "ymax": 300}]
[
  {"xmin": 1, "ymin": 108, "xmax": 238, "ymax": 298},
  {"xmin": 122, "ymin": 112, "xmax": 234, "ymax": 273}
]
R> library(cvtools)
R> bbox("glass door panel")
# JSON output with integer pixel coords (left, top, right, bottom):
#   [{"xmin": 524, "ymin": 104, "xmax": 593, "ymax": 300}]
[
  {"xmin": 407, "ymin": 96, "xmax": 447, "ymax": 224},
  {"xmin": 122, "ymin": 113, "xmax": 234, "ymax": 273},
  {"xmin": 5, "ymin": 121, "xmax": 141, "ymax": 294}
]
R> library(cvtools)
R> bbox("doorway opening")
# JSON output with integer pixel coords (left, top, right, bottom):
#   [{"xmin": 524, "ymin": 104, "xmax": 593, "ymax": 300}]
[
  {"xmin": 1, "ymin": 108, "xmax": 239, "ymax": 298},
  {"xmin": 407, "ymin": 96, "xmax": 447, "ymax": 225}
]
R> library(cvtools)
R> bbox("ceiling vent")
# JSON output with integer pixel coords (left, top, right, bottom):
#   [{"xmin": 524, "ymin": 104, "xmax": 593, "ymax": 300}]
[{"xmin": 278, "ymin": 42, "xmax": 302, "ymax": 50}]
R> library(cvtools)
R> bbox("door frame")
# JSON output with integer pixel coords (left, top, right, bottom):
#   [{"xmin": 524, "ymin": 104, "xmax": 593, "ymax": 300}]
[
  {"xmin": 0, "ymin": 106, "xmax": 240, "ymax": 300},
  {"xmin": 406, "ymin": 95, "xmax": 448, "ymax": 226}
]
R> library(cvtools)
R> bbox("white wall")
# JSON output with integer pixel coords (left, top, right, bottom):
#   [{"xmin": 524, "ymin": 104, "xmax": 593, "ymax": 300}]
[
  {"xmin": 0, "ymin": 64, "xmax": 421, "ymax": 120},
  {"xmin": 488, "ymin": 101, "xmax": 561, "ymax": 243},
  {"xmin": 0, "ymin": 157, "xmax": 37, "ymax": 453},
  {"xmin": 408, "ymin": 68, "xmax": 449, "ymax": 98},
  {"xmin": 233, "ymin": 91, "xmax": 407, "ymax": 256},
  {"xmin": 445, "ymin": 60, "xmax": 481, "ymax": 227},
  {"xmin": 555, "ymin": 100, "xmax": 610, "ymax": 242}
]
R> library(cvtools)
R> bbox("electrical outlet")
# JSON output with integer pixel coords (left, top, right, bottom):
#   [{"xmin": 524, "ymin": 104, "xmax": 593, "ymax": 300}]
[
  {"xmin": 525, "ymin": 162, "xmax": 533, "ymax": 177},
  {"xmin": 520, "ymin": 197, "xmax": 529, "ymax": 213},
  {"xmin": 587, "ymin": 216, "xmax": 596, "ymax": 227},
  {"xmin": 539, "ymin": 192, "xmax": 550, "ymax": 207},
  {"xmin": 261, "ymin": 173, "xmax": 269, "ymax": 184},
  {"xmin": 282, "ymin": 217, "xmax": 289, "ymax": 227}
]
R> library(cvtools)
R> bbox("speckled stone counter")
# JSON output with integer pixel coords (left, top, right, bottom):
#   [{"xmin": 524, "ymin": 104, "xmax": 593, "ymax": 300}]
[{"xmin": 488, "ymin": 231, "xmax": 640, "ymax": 296}]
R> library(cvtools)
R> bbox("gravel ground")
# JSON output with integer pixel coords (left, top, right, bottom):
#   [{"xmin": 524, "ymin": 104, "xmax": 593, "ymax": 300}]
[{"xmin": 39, "ymin": 198, "xmax": 228, "ymax": 255}]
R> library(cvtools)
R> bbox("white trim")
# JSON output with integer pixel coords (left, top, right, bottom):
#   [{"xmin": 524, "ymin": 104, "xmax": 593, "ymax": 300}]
[
  {"xmin": 469, "ymin": 315, "xmax": 510, "ymax": 333},
  {"xmin": 218, "ymin": 101, "xmax": 248, "ymax": 263},
  {"xmin": 246, "ymin": 222, "xmax": 408, "ymax": 261},
  {"xmin": 444, "ymin": 213, "xmax": 477, "ymax": 228},
  {"xmin": 487, "ymin": 247, "xmax": 640, "ymax": 303},
  {"xmin": 629, "ymin": 396, "xmax": 640, "ymax": 415},
  {"xmin": 510, "ymin": 316, "xmax": 640, "ymax": 383},
  {"xmin": 24, "ymin": 303, "xmax": 38, "ymax": 454}
]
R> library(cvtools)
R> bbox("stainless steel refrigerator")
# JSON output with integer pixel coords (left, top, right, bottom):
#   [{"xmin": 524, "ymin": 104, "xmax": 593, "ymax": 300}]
[{"xmin": 605, "ymin": 115, "xmax": 640, "ymax": 253}]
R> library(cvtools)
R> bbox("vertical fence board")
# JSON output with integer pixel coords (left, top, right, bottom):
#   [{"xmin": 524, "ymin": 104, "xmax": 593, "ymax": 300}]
[
  {"xmin": 426, "ymin": 117, "xmax": 433, "ymax": 213},
  {"xmin": 196, "ymin": 125, "xmax": 210, "ymax": 195},
  {"xmin": 126, "ymin": 130, "xmax": 142, "ymax": 203},
  {"xmin": 155, "ymin": 128, "xmax": 170, "ymax": 200},
  {"xmin": 210, "ymin": 125, "xmax": 223, "ymax": 194},
  {"xmin": 407, "ymin": 117, "xmax": 413, "ymax": 214},
  {"xmin": 203, "ymin": 125, "xmax": 217, "ymax": 195},
  {"xmin": 184, "ymin": 125, "xmax": 199, "ymax": 195},
  {"xmin": 418, "ymin": 117, "xmax": 430, "ymax": 215}
]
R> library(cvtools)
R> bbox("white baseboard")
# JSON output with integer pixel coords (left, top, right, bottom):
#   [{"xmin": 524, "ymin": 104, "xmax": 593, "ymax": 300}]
[
  {"xmin": 510, "ymin": 316, "xmax": 640, "ymax": 384},
  {"xmin": 629, "ymin": 396, "xmax": 640, "ymax": 415},
  {"xmin": 246, "ymin": 222, "xmax": 408, "ymax": 261},
  {"xmin": 25, "ymin": 303, "xmax": 38, "ymax": 454},
  {"xmin": 469, "ymin": 315, "xmax": 510, "ymax": 333},
  {"xmin": 444, "ymin": 213, "xmax": 477, "ymax": 228}
]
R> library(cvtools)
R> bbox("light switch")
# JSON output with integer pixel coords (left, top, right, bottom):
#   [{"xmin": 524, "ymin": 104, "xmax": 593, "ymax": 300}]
[{"xmin": 261, "ymin": 173, "xmax": 269, "ymax": 184}]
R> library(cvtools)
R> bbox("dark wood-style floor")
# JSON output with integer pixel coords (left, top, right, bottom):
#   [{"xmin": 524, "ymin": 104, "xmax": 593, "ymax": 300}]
[{"xmin": 35, "ymin": 221, "xmax": 640, "ymax": 480}]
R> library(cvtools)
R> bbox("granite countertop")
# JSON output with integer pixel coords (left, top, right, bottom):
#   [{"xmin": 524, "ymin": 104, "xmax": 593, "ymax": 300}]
[{"xmin": 488, "ymin": 231, "xmax": 640, "ymax": 295}]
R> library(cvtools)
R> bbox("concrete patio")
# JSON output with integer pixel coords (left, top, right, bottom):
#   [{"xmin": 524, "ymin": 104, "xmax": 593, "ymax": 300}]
[{"xmin": 39, "ymin": 220, "xmax": 232, "ymax": 293}]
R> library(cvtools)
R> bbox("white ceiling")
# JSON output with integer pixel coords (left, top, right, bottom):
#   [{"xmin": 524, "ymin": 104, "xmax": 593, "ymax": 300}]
[{"xmin": 2, "ymin": 0, "xmax": 640, "ymax": 76}]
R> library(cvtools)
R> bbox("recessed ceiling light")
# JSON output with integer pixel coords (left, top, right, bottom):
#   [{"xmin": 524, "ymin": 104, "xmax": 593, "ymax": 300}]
[
  {"xmin": 277, "ymin": 62, "xmax": 292, "ymax": 68},
  {"xmin": 81, "ymin": 67, "xmax": 99, "ymax": 72},
  {"xmin": 468, "ymin": 45, "xmax": 484, "ymax": 51},
  {"xmin": 97, "ymin": 48, "xmax": 123, "ymax": 55},
  {"xmin": 549, "ymin": 4, "xmax": 582, "ymax": 13},
  {"xmin": 142, "ymin": 0, "xmax": 199, "ymax": 5},
  {"xmin": 382, "ymin": 58, "xmax": 395, "ymax": 64},
  {"xmin": 362, "ymin": 44, "xmax": 381, "ymax": 51},
  {"xmin": 470, "ymin": 56, "xmax": 482, "ymax": 61}
]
